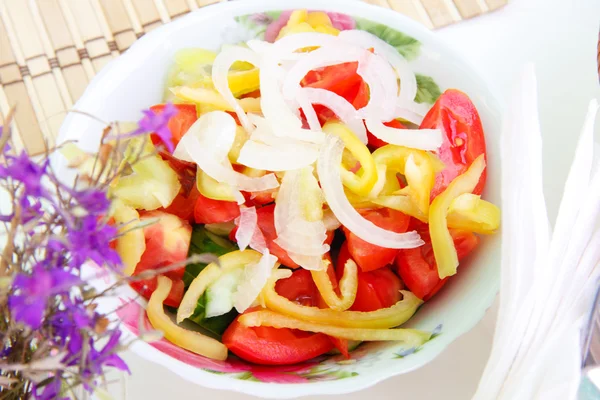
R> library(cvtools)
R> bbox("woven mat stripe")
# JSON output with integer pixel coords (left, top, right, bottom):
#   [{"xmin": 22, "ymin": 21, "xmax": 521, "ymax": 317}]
[{"xmin": 0, "ymin": 0, "xmax": 507, "ymax": 155}]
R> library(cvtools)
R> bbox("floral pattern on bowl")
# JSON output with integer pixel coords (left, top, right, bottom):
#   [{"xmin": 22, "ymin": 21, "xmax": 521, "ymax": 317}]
[
  {"xmin": 116, "ymin": 298, "xmax": 442, "ymax": 383},
  {"xmin": 235, "ymin": 11, "xmax": 441, "ymax": 105}
]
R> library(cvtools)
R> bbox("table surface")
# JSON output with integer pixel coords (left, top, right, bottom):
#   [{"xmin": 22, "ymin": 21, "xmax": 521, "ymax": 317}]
[{"xmin": 113, "ymin": 0, "xmax": 600, "ymax": 398}]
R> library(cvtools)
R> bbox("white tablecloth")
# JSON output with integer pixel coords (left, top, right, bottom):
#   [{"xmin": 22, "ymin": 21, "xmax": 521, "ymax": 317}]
[{"xmin": 118, "ymin": 0, "xmax": 600, "ymax": 398}]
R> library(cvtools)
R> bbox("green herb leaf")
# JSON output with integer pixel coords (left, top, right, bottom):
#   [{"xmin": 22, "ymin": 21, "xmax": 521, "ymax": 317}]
[
  {"xmin": 186, "ymin": 292, "xmax": 238, "ymax": 337},
  {"xmin": 414, "ymin": 74, "xmax": 441, "ymax": 104},
  {"xmin": 355, "ymin": 18, "xmax": 421, "ymax": 61},
  {"xmin": 184, "ymin": 226, "xmax": 236, "ymax": 287}
]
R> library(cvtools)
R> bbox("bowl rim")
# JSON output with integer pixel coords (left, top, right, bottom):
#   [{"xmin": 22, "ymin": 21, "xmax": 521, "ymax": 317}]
[{"xmin": 58, "ymin": 0, "xmax": 501, "ymax": 397}]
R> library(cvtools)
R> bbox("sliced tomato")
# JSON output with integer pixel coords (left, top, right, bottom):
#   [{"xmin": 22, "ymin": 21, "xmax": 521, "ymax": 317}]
[
  {"xmin": 352, "ymin": 80, "xmax": 370, "ymax": 110},
  {"xmin": 329, "ymin": 337, "xmax": 351, "ymax": 359},
  {"xmin": 193, "ymin": 192, "xmax": 240, "ymax": 224},
  {"xmin": 343, "ymin": 209, "xmax": 410, "ymax": 272},
  {"xmin": 162, "ymin": 184, "xmax": 200, "ymax": 222},
  {"xmin": 130, "ymin": 278, "xmax": 184, "ymax": 308},
  {"xmin": 395, "ymin": 228, "xmax": 479, "ymax": 301},
  {"xmin": 336, "ymin": 242, "xmax": 403, "ymax": 312},
  {"xmin": 242, "ymin": 190, "xmax": 276, "ymax": 207},
  {"xmin": 275, "ymin": 269, "xmax": 319, "ymax": 307},
  {"xmin": 301, "ymin": 62, "xmax": 364, "ymax": 124},
  {"xmin": 302, "ymin": 62, "xmax": 361, "ymax": 94},
  {"xmin": 420, "ymin": 90, "xmax": 487, "ymax": 198},
  {"xmin": 130, "ymin": 211, "xmax": 191, "ymax": 308},
  {"xmin": 367, "ymin": 119, "xmax": 407, "ymax": 150},
  {"xmin": 149, "ymin": 104, "xmax": 197, "ymax": 150},
  {"xmin": 222, "ymin": 312, "xmax": 334, "ymax": 365}
]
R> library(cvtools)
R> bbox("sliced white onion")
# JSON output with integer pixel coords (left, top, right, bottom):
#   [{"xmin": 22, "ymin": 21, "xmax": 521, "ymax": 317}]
[
  {"xmin": 193, "ymin": 148, "xmax": 279, "ymax": 192},
  {"xmin": 212, "ymin": 46, "xmax": 260, "ymax": 133},
  {"xmin": 259, "ymin": 56, "xmax": 326, "ymax": 144},
  {"xmin": 274, "ymin": 168, "xmax": 329, "ymax": 268},
  {"xmin": 395, "ymin": 107, "xmax": 425, "ymax": 126},
  {"xmin": 355, "ymin": 50, "xmax": 398, "ymax": 121},
  {"xmin": 175, "ymin": 112, "xmax": 279, "ymax": 195},
  {"xmin": 339, "ymin": 30, "xmax": 418, "ymax": 108},
  {"xmin": 296, "ymin": 89, "xmax": 322, "ymax": 132},
  {"xmin": 365, "ymin": 119, "xmax": 442, "ymax": 151},
  {"xmin": 233, "ymin": 250, "xmax": 278, "ymax": 313},
  {"xmin": 174, "ymin": 111, "xmax": 237, "ymax": 163},
  {"xmin": 246, "ymin": 39, "xmax": 272, "ymax": 56},
  {"xmin": 249, "ymin": 225, "xmax": 268, "ymax": 254},
  {"xmin": 317, "ymin": 135, "xmax": 424, "ymax": 249},
  {"xmin": 235, "ymin": 206, "xmax": 258, "ymax": 251},
  {"xmin": 248, "ymin": 113, "xmax": 325, "ymax": 147},
  {"xmin": 302, "ymin": 87, "xmax": 368, "ymax": 143},
  {"xmin": 268, "ymin": 32, "xmax": 338, "ymax": 59},
  {"xmin": 238, "ymin": 140, "xmax": 319, "ymax": 171}
]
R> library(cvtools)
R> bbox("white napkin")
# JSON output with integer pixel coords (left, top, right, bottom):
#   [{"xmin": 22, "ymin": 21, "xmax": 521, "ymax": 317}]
[{"xmin": 472, "ymin": 64, "xmax": 600, "ymax": 400}]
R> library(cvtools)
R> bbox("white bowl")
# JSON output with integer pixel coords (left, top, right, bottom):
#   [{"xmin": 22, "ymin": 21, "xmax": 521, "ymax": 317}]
[{"xmin": 57, "ymin": 0, "xmax": 502, "ymax": 397}]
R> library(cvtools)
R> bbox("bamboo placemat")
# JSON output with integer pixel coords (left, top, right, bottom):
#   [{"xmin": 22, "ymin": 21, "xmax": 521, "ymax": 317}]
[{"xmin": 0, "ymin": 0, "xmax": 508, "ymax": 155}]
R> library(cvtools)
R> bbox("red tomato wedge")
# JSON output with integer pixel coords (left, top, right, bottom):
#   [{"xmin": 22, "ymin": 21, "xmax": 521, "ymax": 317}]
[
  {"xmin": 343, "ymin": 209, "xmax": 410, "ymax": 272},
  {"xmin": 222, "ymin": 312, "xmax": 334, "ymax": 365},
  {"xmin": 301, "ymin": 62, "xmax": 364, "ymax": 124},
  {"xmin": 193, "ymin": 192, "xmax": 240, "ymax": 225},
  {"xmin": 275, "ymin": 269, "xmax": 319, "ymax": 307},
  {"xmin": 130, "ymin": 211, "xmax": 191, "ymax": 308},
  {"xmin": 420, "ymin": 89, "xmax": 487, "ymax": 198},
  {"xmin": 336, "ymin": 242, "xmax": 403, "ymax": 312},
  {"xmin": 395, "ymin": 227, "xmax": 479, "ymax": 301},
  {"xmin": 149, "ymin": 104, "xmax": 197, "ymax": 150}
]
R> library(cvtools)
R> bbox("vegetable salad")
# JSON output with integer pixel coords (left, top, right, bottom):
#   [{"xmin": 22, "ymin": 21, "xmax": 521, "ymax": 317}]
[{"xmin": 112, "ymin": 10, "xmax": 500, "ymax": 365}]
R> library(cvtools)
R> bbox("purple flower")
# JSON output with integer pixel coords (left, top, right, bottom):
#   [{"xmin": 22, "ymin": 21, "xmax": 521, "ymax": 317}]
[
  {"xmin": 94, "ymin": 331, "xmax": 129, "ymax": 373},
  {"xmin": 0, "ymin": 151, "xmax": 48, "ymax": 200},
  {"xmin": 67, "ymin": 215, "xmax": 120, "ymax": 268},
  {"xmin": 71, "ymin": 188, "xmax": 111, "ymax": 216},
  {"xmin": 9, "ymin": 267, "xmax": 80, "ymax": 329},
  {"xmin": 67, "ymin": 331, "xmax": 130, "ymax": 385},
  {"xmin": 134, "ymin": 103, "xmax": 178, "ymax": 152},
  {"xmin": 34, "ymin": 379, "xmax": 68, "ymax": 400}
]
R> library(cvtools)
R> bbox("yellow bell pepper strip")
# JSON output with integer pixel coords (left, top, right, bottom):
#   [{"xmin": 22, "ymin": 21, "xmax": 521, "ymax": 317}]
[
  {"xmin": 372, "ymin": 144, "xmax": 438, "ymax": 214},
  {"xmin": 239, "ymin": 310, "xmax": 431, "ymax": 345},
  {"xmin": 277, "ymin": 10, "xmax": 340, "ymax": 41},
  {"xmin": 170, "ymin": 86, "xmax": 261, "ymax": 114},
  {"xmin": 111, "ymin": 199, "xmax": 145, "ymax": 276},
  {"xmin": 431, "ymin": 154, "xmax": 486, "ymax": 279},
  {"xmin": 228, "ymin": 125, "xmax": 250, "ymax": 165},
  {"xmin": 372, "ymin": 194, "xmax": 428, "ymax": 223},
  {"xmin": 311, "ymin": 259, "xmax": 358, "ymax": 311},
  {"xmin": 148, "ymin": 276, "xmax": 228, "ymax": 360},
  {"xmin": 196, "ymin": 168, "xmax": 238, "ymax": 202},
  {"xmin": 177, "ymin": 250, "xmax": 263, "ymax": 323},
  {"xmin": 323, "ymin": 122, "xmax": 378, "ymax": 197},
  {"xmin": 193, "ymin": 69, "xmax": 260, "ymax": 98},
  {"xmin": 447, "ymin": 193, "xmax": 500, "ymax": 235},
  {"xmin": 262, "ymin": 270, "xmax": 423, "ymax": 329}
]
